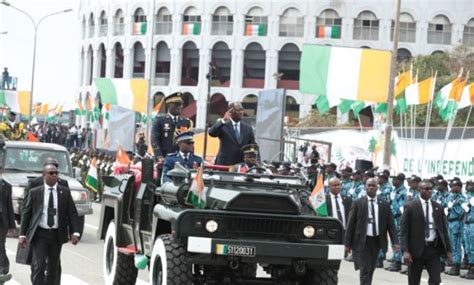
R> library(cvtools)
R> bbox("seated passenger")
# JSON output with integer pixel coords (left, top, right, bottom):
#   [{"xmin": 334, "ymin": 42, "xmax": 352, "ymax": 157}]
[
  {"xmin": 161, "ymin": 130, "xmax": 203, "ymax": 184},
  {"xmin": 231, "ymin": 144, "xmax": 271, "ymax": 174}
]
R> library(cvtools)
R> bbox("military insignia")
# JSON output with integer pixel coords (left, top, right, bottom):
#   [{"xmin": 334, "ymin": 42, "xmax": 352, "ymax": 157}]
[{"xmin": 164, "ymin": 123, "xmax": 170, "ymax": 129}]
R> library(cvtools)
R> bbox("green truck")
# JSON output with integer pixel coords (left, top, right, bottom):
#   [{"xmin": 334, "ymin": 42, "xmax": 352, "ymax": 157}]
[{"xmin": 97, "ymin": 160, "xmax": 344, "ymax": 284}]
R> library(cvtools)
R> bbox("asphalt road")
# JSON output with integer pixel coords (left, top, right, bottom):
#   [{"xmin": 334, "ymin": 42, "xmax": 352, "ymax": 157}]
[{"xmin": 4, "ymin": 202, "xmax": 473, "ymax": 284}]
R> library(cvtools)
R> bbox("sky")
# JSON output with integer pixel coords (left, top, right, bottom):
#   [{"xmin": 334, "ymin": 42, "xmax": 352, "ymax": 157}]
[{"xmin": 0, "ymin": 0, "xmax": 80, "ymax": 110}]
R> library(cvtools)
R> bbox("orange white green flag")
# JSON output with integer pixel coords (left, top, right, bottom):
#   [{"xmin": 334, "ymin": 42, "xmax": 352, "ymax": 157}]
[
  {"xmin": 85, "ymin": 158, "xmax": 98, "ymax": 193},
  {"xmin": 94, "ymin": 78, "xmax": 148, "ymax": 113},
  {"xmin": 458, "ymin": 83, "xmax": 474, "ymax": 109},
  {"xmin": 186, "ymin": 167, "xmax": 206, "ymax": 209},
  {"xmin": 0, "ymin": 90, "xmax": 31, "ymax": 115},
  {"xmin": 404, "ymin": 77, "xmax": 435, "ymax": 105},
  {"xmin": 308, "ymin": 174, "xmax": 327, "ymax": 216}
]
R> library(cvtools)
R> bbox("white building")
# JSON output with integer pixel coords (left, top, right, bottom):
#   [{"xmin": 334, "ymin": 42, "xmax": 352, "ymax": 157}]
[{"xmin": 78, "ymin": 0, "xmax": 474, "ymax": 129}]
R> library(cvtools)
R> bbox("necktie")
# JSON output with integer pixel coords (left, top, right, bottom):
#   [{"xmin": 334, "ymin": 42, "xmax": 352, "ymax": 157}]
[
  {"xmin": 425, "ymin": 201, "xmax": 430, "ymax": 239},
  {"xmin": 370, "ymin": 199, "xmax": 377, "ymax": 236},
  {"xmin": 334, "ymin": 195, "xmax": 343, "ymax": 223},
  {"xmin": 234, "ymin": 123, "xmax": 240, "ymax": 141},
  {"xmin": 183, "ymin": 154, "xmax": 188, "ymax": 164},
  {"xmin": 47, "ymin": 188, "xmax": 55, "ymax": 228},
  {"xmin": 173, "ymin": 117, "xmax": 178, "ymax": 126}
]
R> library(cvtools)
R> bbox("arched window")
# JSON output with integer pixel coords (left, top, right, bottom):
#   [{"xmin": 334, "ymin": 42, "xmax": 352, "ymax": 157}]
[
  {"xmin": 155, "ymin": 7, "xmax": 172, "ymax": 35},
  {"xmin": 99, "ymin": 11, "xmax": 108, "ymax": 37},
  {"xmin": 155, "ymin": 42, "xmax": 171, "ymax": 85},
  {"xmin": 211, "ymin": 42, "xmax": 232, "ymax": 87},
  {"xmin": 428, "ymin": 15, "xmax": 452, "ymax": 45},
  {"xmin": 182, "ymin": 7, "xmax": 201, "ymax": 35},
  {"xmin": 463, "ymin": 18, "xmax": 474, "ymax": 46},
  {"xmin": 277, "ymin": 43, "xmax": 301, "ymax": 90},
  {"xmin": 88, "ymin": 13, "xmax": 95, "ymax": 38},
  {"xmin": 98, "ymin": 44, "xmax": 106, "ymax": 78},
  {"xmin": 181, "ymin": 42, "xmax": 200, "ymax": 86},
  {"xmin": 391, "ymin": 13, "xmax": 416, "ymax": 42},
  {"xmin": 113, "ymin": 9, "xmax": 125, "ymax": 36},
  {"xmin": 113, "ymin": 42, "xmax": 124, "ymax": 78},
  {"xmin": 133, "ymin": 8, "xmax": 147, "ymax": 35},
  {"xmin": 316, "ymin": 9, "xmax": 341, "ymax": 39},
  {"xmin": 132, "ymin": 42, "xmax": 145, "ymax": 78},
  {"xmin": 353, "ymin": 11, "xmax": 379, "ymax": 41},
  {"xmin": 211, "ymin": 6, "xmax": 233, "ymax": 35},
  {"xmin": 397, "ymin": 48, "xmax": 412, "ymax": 63},
  {"xmin": 243, "ymin": 43, "xmax": 266, "ymax": 88},
  {"xmin": 245, "ymin": 7, "xmax": 267, "ymax": 36},
  {"xmin": 81, "ymin": 16, "xmax": 86, "ymax": 39},
  {"xmin": 279, "ymin": 8, "xmax": 304, "ymax": 37}
]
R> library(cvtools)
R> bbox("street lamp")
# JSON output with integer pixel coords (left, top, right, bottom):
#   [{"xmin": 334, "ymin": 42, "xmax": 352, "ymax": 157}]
[{"xmin": 1, "ymin": 1, "xmax": 72, "ymax": 123}]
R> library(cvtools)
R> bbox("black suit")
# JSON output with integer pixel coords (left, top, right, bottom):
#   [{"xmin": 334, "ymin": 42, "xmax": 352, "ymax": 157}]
[
  {"xmin": 345, "ymin": 196, "xmax": 398, "ymax": 285},
  {"xmin": 401, "ymin": 199, "xmax": 451, "ymax": 285},
  {"xmin": 208, "ymin": 120, "xmax": 255, "ymax": 165},
  {"xmin": 326, "ymin": 193, "xmax": 352, "ymax": 228},
  {"xmin": 20, "ymin": 185, "xmax": 80, "ymax": 285},
  {"xmin": 151, "ymin": 114, "xmax": 192, "ymax": 157},
  {"xmin": 0, "ymin": 179, "xmax": 15, "ymax": 275}
]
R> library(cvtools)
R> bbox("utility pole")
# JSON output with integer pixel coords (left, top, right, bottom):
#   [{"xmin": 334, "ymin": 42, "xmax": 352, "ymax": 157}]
[{"xmin": 383, "ymin": 0, "xmax": 402, "ymax": 170}]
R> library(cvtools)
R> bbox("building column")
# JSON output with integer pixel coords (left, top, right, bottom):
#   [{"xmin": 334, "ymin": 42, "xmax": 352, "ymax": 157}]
[
  {"xmin": 195, "ymin": 99, "xmax": 207, "ymax": 130},
  {"xmin": 342, "ymin": 17, "xmax": 354, "ymax": 46},
  {"xmin": 105, "ymin": 48, "xmax": 114, "ymax": 78},
  {"xmin": 107, "ymin": 15, "xmax": 114, "ymax": 37},
  {"xmin": 198, "ymin": 49, "xmax": 211, "ymax": 102},
  {"xmin": 299, "ymin": 98, "xmax": 313, "ymax": 121},
  {"xmin": 234, "ymin": 14, "xmax": 244, "ymax": 38},
  {"xmin": 92, "ymin": 47, "xmax": 100, "ymax": 81},
  {"xmin": 264, "ymin": 50, "xmax": 278, "ymax": 89},
  {"xmin": 169, "ymin": 48, "xmax": 182, "ymax": 88},
  {"xmin": 380, "ymin": 19, "xmax": 392, "ymax": 49},
  {"xmin": 83, "ymin": 50, "xmax": 90, "ymax": 86},
  {"xmin": 307, "ymin": 15, "xmax": 316, "ymax": 40},
  {"xmin": 123, "ymin": 48, "xmax": 132, "ymax": 79},
  {"xmin": 78, "ymin": 50, "xmax": 84, "ymax": 87},
  {"xmin": 230, "ymin": 49, "xmax": 243, "ymax": 98},
  {"xmin": 451, "ymin": 23, "xmax": 464, "ymax": 45},
  {"xmin": 417, "ymin": 22, "xmax": 428, "ymax": 50},
  {"xmin": 175, "ymin": 14, "xmax": 183, "ymax": 35}
]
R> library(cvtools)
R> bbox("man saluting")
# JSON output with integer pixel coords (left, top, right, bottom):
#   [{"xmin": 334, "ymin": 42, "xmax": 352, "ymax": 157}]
[{"xmin": 19, "ymin": 164, "xmax": 80, "ymax": 285}]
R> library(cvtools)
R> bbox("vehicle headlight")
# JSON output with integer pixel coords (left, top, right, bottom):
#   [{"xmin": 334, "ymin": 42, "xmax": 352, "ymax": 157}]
[
  {"xmin": 205, "ymin": 220, "xmax": 218, "ymax": 233},
  {"xmin": 303, "ymin": 225, "xmax": 316, "ymax": 238},
  {"xmin": 70, "ymin": 190, "xmax": 88, "ymax": 202},
  {"xmin": 12, "ymin": 186, "xmax": 25, "ymax": 199}
]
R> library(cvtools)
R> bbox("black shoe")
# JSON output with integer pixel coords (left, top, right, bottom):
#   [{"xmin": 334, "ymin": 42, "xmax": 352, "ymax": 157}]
[
  {"xmin": 447, "ymin": 264, "xmax": 461, "ymax": 276},
  {"xmin": 0, "ymin": 273, "xmax": 12, "ymax": 283},
  {"xmin": 462, "ymin": 266, "xmax": 474, "ymax": 279},
  {"xmin": 385, "ymin": 261, "xmax": 402, "ymax": 272}
]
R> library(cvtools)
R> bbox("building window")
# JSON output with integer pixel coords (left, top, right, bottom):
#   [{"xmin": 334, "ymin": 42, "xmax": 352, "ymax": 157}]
[
  {"xmin": 316, "ymin": 9, "xmax": 341, "ymax": 39},
  {"xmin": 211, "ymin": 7, "xmax": 233, "ymax": 36},
  {"xmin": 428, "ymin": 15, "xmax": 452, "ymax": 45},
  {"xmin": 81, "ymin": 17, "xmax": 86, "ymax": 39},
  {"xmin": 391, "ymin": 13, "xmax": 416, "ymax": 43},
  {"xmin": 182, "ymin": 7, "xmax": 201, "ymax": 35},
  {"xmin": 353, "ymin": 11, "xmax": 379, "ymax": 41},
  {"xmin": 88, "ymin": 13, "xmax": 95, "ymax": 38},
  {"xmin": 133, "ymin": 8, "xmax": 147, "ymax": 35},
  {"xmin": 113, "ymin": 9, "xmax": 125, "ymax": 36},
  {"xmin": 245, "ymin": 7, "xmax": 267, "ymax": 36},
  {"xmin": 463, "ymin": 18, "xmax": 474, "ymax": 46},
  {"xmin": 99, "ymin": 11, "xmax": 108, "ymax": 37},
  {"xmin": 279, "ymin": 8, "xmax": 304, "ymax": 37},
  {"xmin": 155, "ymin": 7, "xmax": 172, "ymax": 35}
]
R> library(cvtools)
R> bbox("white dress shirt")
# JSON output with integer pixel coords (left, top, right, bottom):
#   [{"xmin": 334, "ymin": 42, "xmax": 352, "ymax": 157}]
[
  {"xmin": 367, "ymin": 196, "xmax": 379, "ymax": 237},
  {"xmin": 330, "ymin": 193, "xmax": 346, "ymax": 228},
  {"xmin": 420, "ymin": 198, "xmax": 437, "ymax": 242},
  {"xmin": 40, "ymin": 183, "xmax": 59, "ymax": 229}
]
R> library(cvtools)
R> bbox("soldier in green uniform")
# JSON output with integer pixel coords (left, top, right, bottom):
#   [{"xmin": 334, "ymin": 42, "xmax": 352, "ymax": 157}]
[
  {"xmin": 0, "ymin": 111, "xmax": 26, "ymax": 141},
  {"xmin": 446, "ymin": 180, "xmax": 467, "ymax": 276}
]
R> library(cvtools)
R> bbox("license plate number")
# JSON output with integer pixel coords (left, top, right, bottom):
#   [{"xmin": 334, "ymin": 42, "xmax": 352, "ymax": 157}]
[{"xmin": 216, "ymin": 244, "xmax": 256, "ymax": 257}]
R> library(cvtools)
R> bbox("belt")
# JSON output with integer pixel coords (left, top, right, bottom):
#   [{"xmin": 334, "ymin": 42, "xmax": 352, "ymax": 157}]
[
  {"xmin": 38, "ymin": 227, "xmax": 58, "ymax": 233},
  {"xmin": 425, "ymin": 241, "xmax": 436, "ymax": 247}
]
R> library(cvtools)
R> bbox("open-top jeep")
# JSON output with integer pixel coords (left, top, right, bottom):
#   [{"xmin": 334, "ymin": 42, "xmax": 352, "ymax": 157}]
[{"xmin": 97, "ymin": 159, "xmax": 344, "ymax": 284}]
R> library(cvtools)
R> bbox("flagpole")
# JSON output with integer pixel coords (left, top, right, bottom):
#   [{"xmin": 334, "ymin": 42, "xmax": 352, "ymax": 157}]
[
  {"xmin": 382, "ymin": 0, "xmax": 402, "ymax": 170},
  {"xmin": 420, "ymin": 71, "xmax": 437, "ymax": 177},
  {"xmin": 455, "ymin": 105, "xmax": 472, "ymax": 159},
  {"xmin": 440, "ymin": 110, "xmax": 457, "ymax": 168},
  {"xmin": 144, "ymin": 0, "xmax": 156, "ymax": 147}
]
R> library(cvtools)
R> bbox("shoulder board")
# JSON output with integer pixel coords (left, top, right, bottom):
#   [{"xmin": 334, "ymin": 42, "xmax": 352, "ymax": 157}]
[{"xmin": 166, "ymin": 152, "xmax": 178, "ymax": 157}]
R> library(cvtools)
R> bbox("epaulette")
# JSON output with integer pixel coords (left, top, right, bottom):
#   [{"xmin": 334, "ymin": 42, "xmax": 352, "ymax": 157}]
[{"xmin": 166, "ymin": 152, "xmax": 179, "ymax": 157}]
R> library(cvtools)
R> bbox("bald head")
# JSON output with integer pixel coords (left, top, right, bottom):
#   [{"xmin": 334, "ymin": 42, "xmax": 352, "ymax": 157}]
[
  {"xmin": 228, "ymin": 102, "xmax": 244, "ymax": 122},
  {"xmin": 366, "ymin": 178, "xmax": 379, "ymax": 198},
  {"xmin": 328, "ymin": 177, "xmax": 341, "ymax": 195}
]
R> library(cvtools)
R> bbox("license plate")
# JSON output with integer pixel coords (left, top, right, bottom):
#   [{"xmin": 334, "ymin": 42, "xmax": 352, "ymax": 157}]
[{"xmin": 216, "ymin": 244, "xmax": 256, "ymax": 257}]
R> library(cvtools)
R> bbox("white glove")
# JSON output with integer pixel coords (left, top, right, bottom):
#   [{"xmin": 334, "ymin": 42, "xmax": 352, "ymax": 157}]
[
  {"xmin": 349, "ymin": 188, "xmax": 355, "ymax": 195},
  {"xmin": 376, "ymin": 190, "xmax": 381, "ymax": 196},
  {"xmin": 471, "ymin": 197, "xmax": 474, "ymax": 206},
  {"xmin": 390, "ymin": 192, "xmax": 396, "ymax": 200},
  {"xmin": 461, "ymin": 203, "xmax": 469, "ymax": 213},
  {"xmin": 399, "ymin": 206, "xmax": 404, "ymax": 214},
  {"xmin": 444, "ymin": 208, "xmax": 449, "ymax": 216},
  {"xmin": 448, "ymin": 201, "xmax": 453, "ymax": 208}
]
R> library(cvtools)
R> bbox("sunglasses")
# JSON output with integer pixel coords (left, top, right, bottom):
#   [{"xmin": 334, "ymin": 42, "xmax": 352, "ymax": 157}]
[
  {"xmin": 184, "ymin": 141, "xmax": 195, "ymax": 145},
  {"xmin": 47, "ymin": 171, "xmax": 59, "ymax": 175},
  {"xmin": 421, "ymin": 187, "xmax": 433, "ymax": 190}
]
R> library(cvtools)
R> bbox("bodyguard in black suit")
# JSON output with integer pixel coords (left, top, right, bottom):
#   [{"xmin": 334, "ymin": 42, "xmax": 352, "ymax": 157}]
[
  {"xmin": 19, "ymin": 164, "xmax": 80, "ymax": 285},
  {"xmin": 0, "ymin": 179, "xmax": 15, "ymax": 283},
  {"xmin": 401, "ymin": 181, "xmax": 451, "ymax": 285},
  {"xmin": 325, "ymin": 177, "xmax": 352, "ymax": 229},
  {"xmin": 208, "ymin": 102, "xmax": 256, "ymax": 165},
  {"xmin": 151, "ymin": 92, "xmax": 192, "ymax": 158},
  {"xmin": 345, "ymin": 178, "xmax": 399, "ymax": 285}
]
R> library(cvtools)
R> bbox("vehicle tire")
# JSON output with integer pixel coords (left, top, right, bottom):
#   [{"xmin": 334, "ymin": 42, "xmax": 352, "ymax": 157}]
[
  {"xmin": 240, "ymin": 263, "xmax": 257, "ymax": 278},
  {"xmin": 103, "ymin": 221, "xmax": 138, "ymax": 285},
  {"xmin": 304, "ymin": 269, "xmax": 338, "ymax": 285},
  {"xmin": 149, "ymin": 234, "xmax": 192, "ymax": 285},
  {"xmin": 77, "ymin": 216, "xmax": 85, "ymax": 239}
]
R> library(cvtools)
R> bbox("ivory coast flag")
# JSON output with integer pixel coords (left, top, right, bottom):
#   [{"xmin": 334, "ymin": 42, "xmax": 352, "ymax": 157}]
[
  {"xmin": 438, "ymin": 79, "xmax": 467, "ymax": 121},
  {"xmin": 308, "ymin": 174, "xmax": 327, "ymax": 216},
  {"xmin": 182, "ymin": 23, "xmax": 200, "ymax": 35},
  {"xmin": 186, "ymin": 167, "xmax": 206, "ymax": 208},
  {"xmin": 394, "ymin": 70, "xmax": 412, "ymax": 97},
  {"xmin": 458, "ymin": 83, "xmax": 474, "ymax": 109},
  {"xmin": 95, "ymin": 78, "xmax": 148, "ymax": 113},
  {"xmin": 404, "ymin": 77, "xmax": 434, "ymax": 105},
  {"xmin": 434, "ymin": 78, "xmax": 462, "ymax": 111},
  {"xmin": 85, "ymin": 158, "xmax": 98, "ymax": 193},
  {"xmin": 0, "ymin": 90, "xmax": 31, "ymax": 115},
  {"xmin": 116, "ymin": 144, "xmax": 131, "ymax": 165},
  {"xmin": 300, "ymin": 45, "xmax": 391, "ymax": 103}
]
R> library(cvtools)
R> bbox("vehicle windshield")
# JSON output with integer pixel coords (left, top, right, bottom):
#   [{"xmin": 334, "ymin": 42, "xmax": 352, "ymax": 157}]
[{"xmin": 4, "ymin": 148, "xmax": 71, "ymax": 174}]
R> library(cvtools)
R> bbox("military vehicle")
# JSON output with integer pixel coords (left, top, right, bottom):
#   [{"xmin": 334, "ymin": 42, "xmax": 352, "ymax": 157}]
[
  {"xmin": 98, "ymin": 159, "xmax": 344, "ymax": 284},
  {"xmin": 0, "ymin": 141, "xmax": 92, "ymax": 235}
]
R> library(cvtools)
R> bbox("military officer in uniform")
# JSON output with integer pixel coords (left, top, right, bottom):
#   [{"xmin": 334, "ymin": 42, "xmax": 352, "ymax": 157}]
[
  {"xmin": 231, "ymin": 144, "xmax": 270, "ymax": 174},
  {"xmin": 432, "ymin": 179, "xmax": 450, "ymax": 208},
  {"xmin": 151, "ymin": 92, "xmax": 193, "ymax": 159},
  {"xmin": 161, "ymin": 130, "xmax": 203, "ymax": 184},
  {"xmin": 340, "ymin": 167, "xmax": 353, "ymax": 198},
  {"xmin": 462, "ymin": 181, "xmax": 474, "ymax": 279},
  {"xmin": 349, "ymin": 170, "xmax": 366, "ymax": 200},
  {"xmin": 376, "ymin": 170, "xmax": 393, "ymax": 268},
  {"xmin": 407, "ymin": 176, "xmax": 421, "ymax": 201},
  {"xmin": 0, "ymin": 111, "xmax": 26, "ymax": 141},
  {"xmin": 323, "ymin": 163, "xmax": 338, "ymax": 194},
  {"xmin": 386, "ymin": 173, "xmax": 407, "ymax": 272},
  {"xmin": 445, "ymin": 180, "xmax": 467, "ymax": 276}
]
